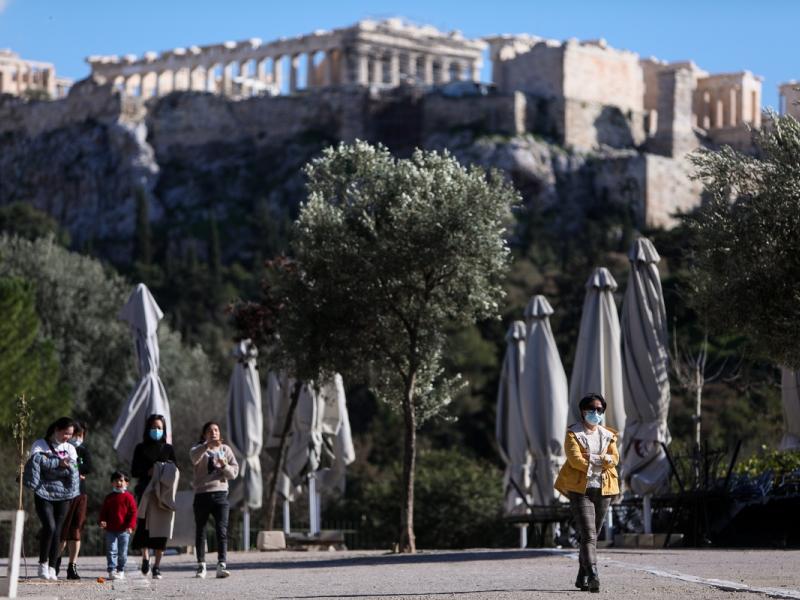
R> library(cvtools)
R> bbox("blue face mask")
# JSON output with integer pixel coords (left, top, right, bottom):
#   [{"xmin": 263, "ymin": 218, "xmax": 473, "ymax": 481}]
[
  {"xmin": 69, "ymin": 438, "xmax": 82, "ymax": 447},
  {"xmin": 584, "ymin": 410, "xmax": 603, "ymax": 426},
  {"xmin": 149, "ymin": 428, "xmax": 164, "ymax": 441}
]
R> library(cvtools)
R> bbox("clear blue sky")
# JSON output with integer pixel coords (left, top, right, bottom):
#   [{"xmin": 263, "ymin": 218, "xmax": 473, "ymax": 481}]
[{"xmin": 1, "ymin": 0, "xmax": 796, "ymax": 108}]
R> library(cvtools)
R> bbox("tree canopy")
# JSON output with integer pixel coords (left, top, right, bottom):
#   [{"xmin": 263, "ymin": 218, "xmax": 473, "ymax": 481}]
[
  {"xmin": 686, "ymin": 114, "xmax": 800, "ymax": 369},
  {"xmin": 263, "ymin": 141, "xmax": 518, "ymax": 551},
  {"xmin": 0, "ymin": 276, "xmax": 65, "ymax": 432}
]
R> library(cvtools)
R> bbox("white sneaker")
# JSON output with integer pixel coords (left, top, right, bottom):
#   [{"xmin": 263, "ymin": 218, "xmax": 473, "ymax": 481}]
[
  {"xmin": 38, "ymin": 562, "xmax": 50, "ymax": 580},
  {"xmin": 195, "ymin": 562, "xmax": 206, "ymax": 578},
  {"xmin": 216, "ymin": 562, "xmax": 230, "ymax": 579},
  {"xmin": 112, "ymin": 570, "xmax": 125, "ymax": 580},
  {"xmin": 48, "ymin": 566, "xmax": 58, "ymax": 581}
]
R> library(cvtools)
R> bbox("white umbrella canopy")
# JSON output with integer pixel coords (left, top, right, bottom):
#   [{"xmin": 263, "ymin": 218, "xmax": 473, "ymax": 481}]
[
  {"xmin": 781, "ymin": 368, "xmax": 800, "ymax": 450},
  {"xmin": 621, "ymin": 238, "xmax": 672, "ymax": 494},
  {"xmin": 496, "ymin": 320, "xmax": 532, "ymax": 515},
  {"xmin": 112, "ymin": 283, "xmax": 171, "ymax": 466},
  {"xmin": 264, "ymin": 371, "xmax": 311, "ymax": 500},
  {"xmin": 226, "ymin": 339, "xmax": 264, "ymax": 510},
  {"xmin": 521, "ymin": 295, "xmax": 569, "ymax": 505},
  {"xmin": 316, "ymin": 374, "xmax": 356, "ymax": 495},
  {"xmin": 569, "ymin": 268, "xmax": 626, "ymax": 434}
]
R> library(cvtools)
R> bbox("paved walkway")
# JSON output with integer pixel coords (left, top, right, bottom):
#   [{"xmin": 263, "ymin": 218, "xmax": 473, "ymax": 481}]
[{"xmin": 10, "ymin": 548, "xmax": 800, "ymax": 599}]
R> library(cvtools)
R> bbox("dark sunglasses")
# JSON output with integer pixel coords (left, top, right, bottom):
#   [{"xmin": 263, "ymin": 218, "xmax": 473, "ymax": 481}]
[{"xmin": 584, "ymin": 407, "xmax": 605, "ymax": 414}]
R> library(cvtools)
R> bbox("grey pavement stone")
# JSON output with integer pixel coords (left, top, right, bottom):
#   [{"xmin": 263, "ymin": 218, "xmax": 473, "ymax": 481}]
[{"xmin": 8, "ymin": 548, "xmax": 800, "ymax": 600}]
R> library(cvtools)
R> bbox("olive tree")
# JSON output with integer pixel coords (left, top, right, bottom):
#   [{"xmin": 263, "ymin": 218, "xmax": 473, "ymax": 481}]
[
  {"xmin": 686, "ymin": 113, "xmax": 800, "ymax": 368},
  {"xmin": 270, "ymin": 141, "xmax": 517, "ymax": 551}
]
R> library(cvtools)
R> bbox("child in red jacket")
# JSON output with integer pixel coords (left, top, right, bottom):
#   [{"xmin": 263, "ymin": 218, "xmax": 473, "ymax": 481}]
[{"xmin": 99, "ymin": 471, "xmax": 137, "ymax": 580}]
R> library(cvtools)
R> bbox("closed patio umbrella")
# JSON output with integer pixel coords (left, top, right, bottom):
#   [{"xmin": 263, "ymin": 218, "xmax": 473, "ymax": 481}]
[
  {"xmin": 781, "ymin": 368, "xmax": 800, "ymax": 450},
  {"xmin": 112, "ymin": 283, "xmax": 171, "ymax": 466},
  {"xmin": 316, "ymin": 374, "xmax": 356, "ymax": 496},
  {"xmin": 621, "ymin": 238, "xmax": 672, "ymax": 495},
  {"xmin": 521, "ymin": 296, "xmax": 569, "ymax": 505},
  {"xmin": 569, "ymin": 268, "xmax": 626, "ymax": 435},
  {"xmin": 496, "ymin": 320, "xmax": 531, "ymax": 515},
  {"xmin": 226, "ymin": 339, "xmax": 263, "ymax": 550}
]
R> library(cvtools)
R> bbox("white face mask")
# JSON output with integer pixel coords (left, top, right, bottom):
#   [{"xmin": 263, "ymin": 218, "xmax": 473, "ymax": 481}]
[{"xmin": 584, "ymin": 410, "xmax": 603, "ymax": 426}]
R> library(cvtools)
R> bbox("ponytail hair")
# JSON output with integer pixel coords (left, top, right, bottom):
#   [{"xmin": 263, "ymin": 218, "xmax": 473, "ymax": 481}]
[{"xmin": 44, "ymin": 417, "xmax": 76, "ymax": 440}]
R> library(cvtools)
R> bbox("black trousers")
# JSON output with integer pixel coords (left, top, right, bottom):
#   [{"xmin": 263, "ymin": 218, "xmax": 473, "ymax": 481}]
[
  {"xmin": 568, "ymin": 489, "xmax": 612, "ymax": 570},
  {"xmin": 34, "ymin": 495, "xmax": 70, "ymax": 565},
  {"xmin": 193, "ymin": 491, "xmax": 229, "ymax": 563}
]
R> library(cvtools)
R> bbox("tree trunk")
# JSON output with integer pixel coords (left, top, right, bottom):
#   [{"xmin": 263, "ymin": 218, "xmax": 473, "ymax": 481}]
[
  {"xmin": 398, "ymin": 372, "xmax": 417, "ymax": 553},
  {"xmin": 264, "ymin": 379, "xmax": 303, "ymax": 530}
]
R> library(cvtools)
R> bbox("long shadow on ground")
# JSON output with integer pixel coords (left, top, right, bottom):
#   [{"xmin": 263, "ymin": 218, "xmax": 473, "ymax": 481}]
[{"xmin": 229, "ymin": 549, "xmax": 570, "ymax": 572}]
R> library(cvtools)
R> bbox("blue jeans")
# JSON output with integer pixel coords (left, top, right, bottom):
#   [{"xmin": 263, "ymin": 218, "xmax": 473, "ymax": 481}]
[{"xmin": 105, "ymin": 531, "xmax": 130, "ymax": 572}]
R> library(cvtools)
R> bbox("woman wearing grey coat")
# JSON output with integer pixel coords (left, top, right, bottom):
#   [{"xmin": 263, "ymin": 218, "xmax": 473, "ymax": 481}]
[{"xmin": 27, "ymin": 417, "xmax": 80, "ymax": 581}]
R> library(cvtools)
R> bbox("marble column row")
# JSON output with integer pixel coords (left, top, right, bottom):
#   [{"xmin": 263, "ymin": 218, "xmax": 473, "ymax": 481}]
[
  {"xmin": 0, "ymin": 63, "xmax": 56, "ymax": 96},
  {"xmin": 117, "ymin": 47, "xmax": 346, "ymax": 98},
  {"xmin": 354, "ymin": 49, "xmax": 477, "ymax": 86}
]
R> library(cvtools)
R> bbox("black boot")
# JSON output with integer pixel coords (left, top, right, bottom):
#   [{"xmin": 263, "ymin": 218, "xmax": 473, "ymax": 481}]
[
  {"xmin": 574, "ymin": 566, "xmax": 589, "ymax": 590},
  {"xmin": 54, "ymin": 556, "xmax": 62, "ymax": 577},
  {"xmin": 588, "ymin": 565, "xmax": 600, "ymax": 593},
  {"xmin": 66, "ymin": 562, "xmax": 81, "ymax": 580}
]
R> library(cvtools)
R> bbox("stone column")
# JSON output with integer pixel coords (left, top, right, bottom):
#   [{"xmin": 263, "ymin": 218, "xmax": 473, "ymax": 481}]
[
  {"xmin": 424, "ymin": 55, "xmax": 434, "ymax": 85},
  {"xmin": 15, "ymin": 63, "xmax": 24, "ymax": 94},
  {"xmin": 306, "ymin": 52, "xmax": 316, "ymax": 88},
  {"xmin": 371, "ymin": 54, "xmax": 382, "ymax": 85},
  {"xmin": 272, "ymin": 56, "xmax": 283, "ymax": 92},
  {"xmin": 357, "ymin": 51, "xmax": 369, "ymax": 85},
  {"xmin": 440, "ymin": 58, "xmax": 452, "ymax": 83},
  {"xmin": 204, "ymin": 65, "xmax": 217, "ymax": 92},
  {"xmin": 471, "ymin": 60, "xmax": 480, "ymax": 82},
  {"xmin": 406, "ymin": 52, "xmax": 418, "ymax": 82},
  {"xmin": 389, "ymin": 51, "xmax": 400, "ymax": 86},
  {"xmin": 222, "ymin": 62, "xmax": 233, "ymax": 94},
  {"xmin": 289, "ymin": 54, "xmax": 300, "ymax": 93},
  {"xmin": 43, "ymin": 67, "xmax": 56, "ymax": 97},
  {"xmin": 323, "ymin": 50, "xmax": 335, "ymax": 86},
  {"xmin": 256, "ymin": 57, "xmax": 268, "ymax": 82}
]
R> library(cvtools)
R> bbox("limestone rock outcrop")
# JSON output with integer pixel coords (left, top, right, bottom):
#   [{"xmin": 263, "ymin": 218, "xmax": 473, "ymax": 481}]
[{"xmin": 0, "ymin": 81, "xmax": 701, "ymax": 264}]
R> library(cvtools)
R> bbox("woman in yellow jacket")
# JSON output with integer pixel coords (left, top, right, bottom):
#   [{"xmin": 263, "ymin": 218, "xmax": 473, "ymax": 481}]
[{"xmin": 554, "ymin": 393, "xmax": 619, "ymax": 593}]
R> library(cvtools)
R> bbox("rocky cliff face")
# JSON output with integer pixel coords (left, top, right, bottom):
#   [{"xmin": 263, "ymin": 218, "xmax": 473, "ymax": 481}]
[{"xmin": 0, "ymin": 81, "xmax": 696, "ymax": 264}]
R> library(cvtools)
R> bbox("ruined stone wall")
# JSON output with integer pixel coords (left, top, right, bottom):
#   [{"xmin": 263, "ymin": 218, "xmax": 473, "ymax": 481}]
[
  {"xmin": 779, "ymin": 82, "xmax": 800, "ymax": 119},
  {"xmin": 562, "ymin": 41, "xmax": 643, "ymax": 114},
  {"xmin": 146, "ymin": 87, "xmax": 371, "ymax": 159},
  {"xmin": 421, "ymin": 92, "xmax": 526, "ymax": 138},
  {"xmin": 644, "ymin": 154, "xmax": 704, "ymax": 227},
  {"xmin": 563, "ymin": 98, "xmax": 646, "ymax": 150},
  {"xmin": 494, "ymin": 41, "xmax": 564, "ymax": 99}
]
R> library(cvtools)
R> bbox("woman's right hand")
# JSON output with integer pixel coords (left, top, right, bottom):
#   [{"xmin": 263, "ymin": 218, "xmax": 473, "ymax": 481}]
[{"xmin": 58, "ymin": 457, "xmax": 71, "ymax": 469}]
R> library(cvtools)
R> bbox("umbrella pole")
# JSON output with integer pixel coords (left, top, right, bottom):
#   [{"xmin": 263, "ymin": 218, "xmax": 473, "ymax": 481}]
[
  {"xmin": 643, "ymin": 494, "xmax": 652, "ymax": 534},
  {"xmin": 242, "ymin": 507, "xmax": 250, "ymax": 551},
  {"xmin": 308, "ymin": 473, "xmax": 319, "ymax": 536},
  {"xmin": 282, "ymin": 499, "xmax": 291, "ymax": 534}
]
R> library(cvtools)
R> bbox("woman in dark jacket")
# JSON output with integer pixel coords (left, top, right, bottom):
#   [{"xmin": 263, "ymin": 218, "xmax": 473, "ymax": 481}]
[{"xmin": 130, "ymin": 414, "xmax": 176, "ymax": 580}]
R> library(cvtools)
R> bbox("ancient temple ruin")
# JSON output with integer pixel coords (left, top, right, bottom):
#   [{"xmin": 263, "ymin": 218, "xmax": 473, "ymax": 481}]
[
  {"xmin": 87, "ymin": 18, "xmax": 485, "ymax": 98},
  {"xmin": 0, "ymin": 49, "xmax": 71, "ymax": 98},
  {"xmin": 486, "ymin": 35, "xmax": 764, "ymax": 154},
  {"xmin": 780, "ymin": 81, "xmax": 800, "ymax": 120}
]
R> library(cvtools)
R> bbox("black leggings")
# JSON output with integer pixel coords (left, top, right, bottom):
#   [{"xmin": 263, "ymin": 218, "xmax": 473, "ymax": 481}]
[
  {"xmin": 193, "ymin": 491, "xmax": 229, "ymax": 563},
  {"xmin": 34, "ymin": 495, "xmax": 70, "ymax": 565}
]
